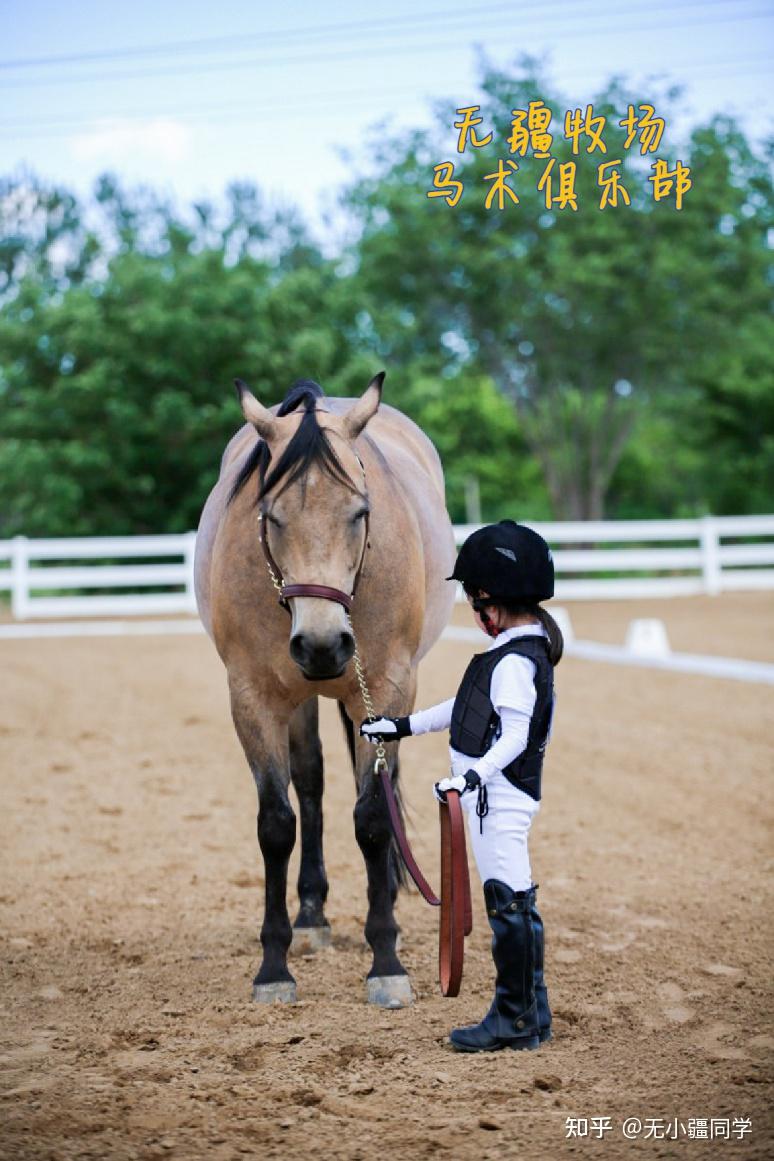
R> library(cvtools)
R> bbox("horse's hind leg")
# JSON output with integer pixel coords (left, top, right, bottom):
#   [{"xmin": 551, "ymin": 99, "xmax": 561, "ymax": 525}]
[
  {"xmin": 289, "ymin": 699, "xmax": 331, "ymax": 952},
  {"xmin": 229, "ymin": 679, "xmax": 297, "ymax": 1003}
]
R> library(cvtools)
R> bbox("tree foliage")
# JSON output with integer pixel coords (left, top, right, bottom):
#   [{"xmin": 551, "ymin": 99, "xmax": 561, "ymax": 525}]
[
  {"xmin": 0, "ymin": 179, "xmax": 364, "ymax": 534},
  {"xmin": 0, "ymin": 60, "xmax": 771, "ymax": 535},
  {"xmin": 343, "ymin": 61, "xmax": 773, "ymax": 518}
]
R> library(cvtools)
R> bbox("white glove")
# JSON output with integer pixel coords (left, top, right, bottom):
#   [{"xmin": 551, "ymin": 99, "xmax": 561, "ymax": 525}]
[
  {"xmin": 433, "ymin": 769, "xmax": 481, "ymax": 803},
  {"xmin": 359, "ymin": 716, "xmax": 411, "ymax": 744}
]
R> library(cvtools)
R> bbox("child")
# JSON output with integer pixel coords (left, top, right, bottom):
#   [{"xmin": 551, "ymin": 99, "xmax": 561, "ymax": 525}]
[{"xmin": 360, "ymin": 520, "xmax": 562, "ymax": 1053}]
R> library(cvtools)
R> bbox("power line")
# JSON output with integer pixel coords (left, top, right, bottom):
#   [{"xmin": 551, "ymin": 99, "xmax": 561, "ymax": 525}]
[
  {"xmin": 0, "ymin": 84, "xmax": 418, "ymax": 131},
  {"xmin": 0, "ymin": 0, "xmax": 739, "ymax": 71},
  {"xmin": 0, "ymin": 1, "xmax": 519, "ymax": 69},
  {"xmin": 1, "ymin": 4, "xmax": 769, "ymax": 89},
  {"xmin": 0, "ymin": 58, "xmax": 768, "ymax": 143},
  {"xmin": 0, "ymin": 53, "xmax": 769, "ymax": 132}
]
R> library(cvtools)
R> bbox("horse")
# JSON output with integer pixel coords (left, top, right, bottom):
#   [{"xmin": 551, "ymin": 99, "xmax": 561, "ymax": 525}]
[{"xmin": 194, "ymin": 372, "xmax": 456, "ymax": 1006}]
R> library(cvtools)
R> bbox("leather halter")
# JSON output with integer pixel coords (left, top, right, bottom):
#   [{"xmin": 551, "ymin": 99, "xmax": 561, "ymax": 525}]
[{"xmin": 258, "ymin": 451, "xmax": 370, "ymax": 613}]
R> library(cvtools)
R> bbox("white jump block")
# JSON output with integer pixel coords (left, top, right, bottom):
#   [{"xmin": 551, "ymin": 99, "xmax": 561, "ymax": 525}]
[
  {"xmin": 625, "ymin": 618, "xmax": 672, "ymax": 658},
  {"xmin": 549, "ymin": 605, "xmax": 574, "ymax": 646}
]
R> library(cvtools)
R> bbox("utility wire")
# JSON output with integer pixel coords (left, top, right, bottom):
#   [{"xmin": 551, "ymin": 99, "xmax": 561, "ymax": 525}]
[
  {"xmin": 0, "ymin": 59, "xmax": 768, "ymax": 142},
  {"xmin": 0, "ymin": 2, "xmax": 526, "ymax": 69},
  {"xmin": 0, "ymin": 5, "xmax": 769, "ymax": 88},
  {"xmin": 0, "ymin": 0, "xmax": 739, "ymax": 71},
  {"xmin": 0, "ymin": 53, "xmax": 769, "ymax": 132}
]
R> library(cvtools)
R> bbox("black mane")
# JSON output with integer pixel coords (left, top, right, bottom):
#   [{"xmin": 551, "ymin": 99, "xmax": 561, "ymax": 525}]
[{"xmin": 228, "ymin": 380, "xmax": 358, "ymax": 505}]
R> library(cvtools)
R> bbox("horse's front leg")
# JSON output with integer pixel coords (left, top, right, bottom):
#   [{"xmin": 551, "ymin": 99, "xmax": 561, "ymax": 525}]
[
  {"xmin": 289, "ymin": 698, "xmax": 331, "ymax": 951},
  {"xmin": 230, "ymin": 679, "xmax": 297, "ymax": 1002},
  {"xmin": 344, "ymin": 684, "xmax": 415, "ymax": 1009}
]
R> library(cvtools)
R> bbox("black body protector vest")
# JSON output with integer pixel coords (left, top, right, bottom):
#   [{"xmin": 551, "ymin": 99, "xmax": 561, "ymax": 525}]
[{"xmin": 449, "ymin": 636, "xmax": 554, "ymax": 802}]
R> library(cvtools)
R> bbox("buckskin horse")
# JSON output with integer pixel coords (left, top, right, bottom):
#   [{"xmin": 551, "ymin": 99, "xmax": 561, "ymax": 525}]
[{"xmin": 194, "ymin": 373, "xmax": 456, "ymax": 1006}]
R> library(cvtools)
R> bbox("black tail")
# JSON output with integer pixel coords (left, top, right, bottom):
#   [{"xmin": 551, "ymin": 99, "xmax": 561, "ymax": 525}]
[
  {"xmin": 386, "ymin": 754, "xmax": 410, "ymax": 892},
  {"xmin": 337, "ymin": 701, "xmax": 409, "ymax": 892}
]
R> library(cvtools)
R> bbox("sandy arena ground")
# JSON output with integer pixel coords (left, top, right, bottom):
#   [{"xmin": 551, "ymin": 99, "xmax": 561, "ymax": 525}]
[{"xmin": 1, "ymin": 594, "xmax": 772, "ymax": 1160}]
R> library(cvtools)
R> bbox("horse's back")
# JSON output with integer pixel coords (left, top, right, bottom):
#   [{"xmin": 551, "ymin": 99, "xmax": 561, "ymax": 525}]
[
  {"xmin": 324, "ymin": 399, "xmax": 446, "ymax": 496},
  {"xmin": 319, "ymin": 399, "xmax": 454, "ymax": 656}
]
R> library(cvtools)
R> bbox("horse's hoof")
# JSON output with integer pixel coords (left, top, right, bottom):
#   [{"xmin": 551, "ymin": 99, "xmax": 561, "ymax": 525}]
[
  {"xmin": 366, "ymin": 975, "xmax": 413, "ymax": 1009},
  {"xmin": 290, "ymin": 925, "xmax": 331, "ymax": 954},
  {"xmin": 252, "ymin": 980, "xmax": 297, "ymax": 1004}
]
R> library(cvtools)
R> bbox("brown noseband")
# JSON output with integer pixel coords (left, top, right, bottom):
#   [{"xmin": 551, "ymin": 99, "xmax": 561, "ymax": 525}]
[{"xmin": 280, "ymin": 583, "xmax": 354, "ymax": 610}]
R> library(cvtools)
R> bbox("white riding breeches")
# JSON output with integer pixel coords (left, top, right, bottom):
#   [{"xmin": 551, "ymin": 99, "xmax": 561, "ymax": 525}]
[{"xmin": 459, "ymin": 771, "xmax": 540, "ymax": 893}]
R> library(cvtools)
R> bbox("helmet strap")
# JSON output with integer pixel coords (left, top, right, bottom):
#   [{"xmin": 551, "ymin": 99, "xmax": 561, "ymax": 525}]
[
  {"xmin": 468, "ymin": 594, "xmax": 501, "ymax": 637},
  {"xmin": 478, "ymin": 607, "xmax": 501, "ymax": 638}
]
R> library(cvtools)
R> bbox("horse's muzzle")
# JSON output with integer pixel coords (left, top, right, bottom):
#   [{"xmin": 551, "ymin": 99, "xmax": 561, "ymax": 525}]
[{"xmin": 290, "ymin": 630, "xmax": 355, "ymax": 681}]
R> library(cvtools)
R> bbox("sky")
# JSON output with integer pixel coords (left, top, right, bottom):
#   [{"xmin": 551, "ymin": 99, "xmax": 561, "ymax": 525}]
[{"xmin": 2, "ymin": 0, "xmax": 772, "ymax": 238}]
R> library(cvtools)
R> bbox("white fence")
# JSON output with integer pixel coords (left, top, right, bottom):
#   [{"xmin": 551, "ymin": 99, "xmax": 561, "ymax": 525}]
[
  {"xmin": 0, "ymin": 516, "xmax": 772, "ymax": 620},
  {"xmin": 454, "ymin": 514, "xmax": 774, "ymax": 601},
  {"xmin": 0, "ymin": 533, "xmax": 198, "ymax": 619}
]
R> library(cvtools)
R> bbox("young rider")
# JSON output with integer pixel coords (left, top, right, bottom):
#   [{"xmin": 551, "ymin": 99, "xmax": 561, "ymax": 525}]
[{"xmin": 360, "ymin": 520, "xmax": 562, "ymax": 1052}]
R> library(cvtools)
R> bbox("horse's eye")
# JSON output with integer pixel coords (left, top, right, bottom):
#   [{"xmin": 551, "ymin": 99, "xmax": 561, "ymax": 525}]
[
  {"xmin": 352, "ymin": 508, "xmax": 369, "ymax": 524},
  {"xmin": 265, "ymin": 513, "xmax": 284, "ymax": 529}
]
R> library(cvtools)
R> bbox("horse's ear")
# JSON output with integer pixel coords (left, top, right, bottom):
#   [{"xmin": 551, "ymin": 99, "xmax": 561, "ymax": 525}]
[
  {"xmin": 235, "ymin": 379, "xmax": 276, "ymax": 440},
  {"xmin": 342, "ymin": 371, "xmax": 385, "ymax": 440}
]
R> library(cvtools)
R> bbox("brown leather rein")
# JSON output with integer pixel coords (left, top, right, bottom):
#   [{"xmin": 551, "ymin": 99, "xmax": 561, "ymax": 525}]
[
  {"xmin": 256, "ymin": 446, "xmax": 471, "ymax": 996},
  {"xmin": 377, "ymin": 770, "xmax": 472, "ymax": 997},
  {"xmin": 438, "ymin": 790, "xmax": 473, "ymax": 996}
]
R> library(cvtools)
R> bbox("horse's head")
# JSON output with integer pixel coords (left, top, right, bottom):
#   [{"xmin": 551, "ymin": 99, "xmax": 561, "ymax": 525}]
[{"xmin": 233, "ymin": 373, "xmax": 384, "ymax": 681}]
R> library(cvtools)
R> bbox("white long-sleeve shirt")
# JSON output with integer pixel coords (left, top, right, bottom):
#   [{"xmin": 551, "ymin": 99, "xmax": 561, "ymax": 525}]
[{"xmin": 409, "ymin": 622, "xmax": 547, "ymax": 783}]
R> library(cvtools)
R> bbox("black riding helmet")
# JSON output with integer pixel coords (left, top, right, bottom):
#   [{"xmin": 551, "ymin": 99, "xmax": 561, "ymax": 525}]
[{"xmin": 447, "ymin": 520, "xmax": 554, "ymax": 603}]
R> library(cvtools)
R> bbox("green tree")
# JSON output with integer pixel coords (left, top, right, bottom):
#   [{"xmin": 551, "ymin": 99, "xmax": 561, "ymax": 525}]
[
  {"xmin": 343, "ymin": 60, "xmax": 773, "ymax": 518},
  {"xmin": 0, "ymin": 177, "xmax": 364, "ymax": 535}
]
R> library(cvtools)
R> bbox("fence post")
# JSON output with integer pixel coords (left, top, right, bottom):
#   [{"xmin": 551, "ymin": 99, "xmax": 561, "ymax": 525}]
[
  {"xmin": 184, "ymin": 531, "xmax": 198, "ymax": 613},
  {"xmin": 700, "ymin": 515, "xmax": 721, "ymax": 595},
  {"xmin": 11, "ymin": 535, "xmax": 30, "ymax": 620},
  {"xmin": 463, "ymin": 475, "xmax": 482, "ymax": 524}
]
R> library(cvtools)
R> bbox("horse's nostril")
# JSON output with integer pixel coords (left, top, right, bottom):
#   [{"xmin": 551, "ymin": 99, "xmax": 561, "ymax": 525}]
[
  {"xmin": 340, "ymin": 632, "xmax": 355, "ymax": 656},
  {"xmin": 289, "ymin": 634, "xmax": 307, "ymax": 664}
]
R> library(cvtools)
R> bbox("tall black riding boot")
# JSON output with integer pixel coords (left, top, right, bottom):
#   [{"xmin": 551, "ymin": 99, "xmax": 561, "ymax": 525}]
[
  {"xmin": 450, "ymin": 880, "xmax": 540, "ymax": 1053},
  {"xmin": 531, "ymin": 887, "xmax": 552, "ymax": 1043}
]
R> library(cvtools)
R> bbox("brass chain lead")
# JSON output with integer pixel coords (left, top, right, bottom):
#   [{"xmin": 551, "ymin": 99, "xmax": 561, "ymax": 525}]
[{"xmin": 348, "ymin": 614, "xmax": 388, "ymax": 774}]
